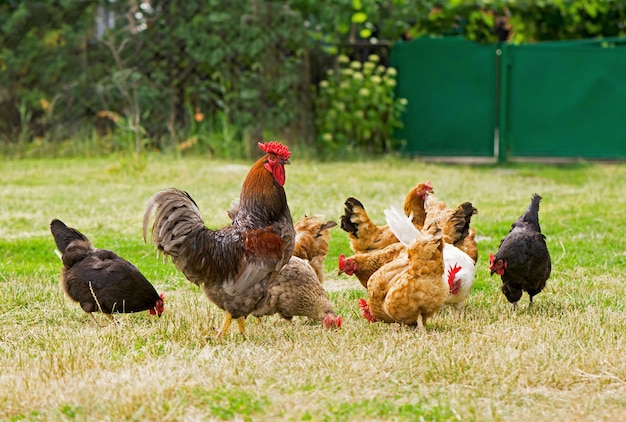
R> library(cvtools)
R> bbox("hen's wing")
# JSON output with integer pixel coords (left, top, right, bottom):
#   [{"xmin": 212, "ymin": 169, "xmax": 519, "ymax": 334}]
[
  {"xmin": 293, "ymin": 216, "xmax": 336, "ymax": 282},
  {"xmin": 340, "ymin": 242, "xmax": 406, "ymax": 288},
  {"xmin": 254, "ymin": 256, "xmax": 339, "ymax": 325},
  {"xmin": 64, "ymin": 249, "xmax": 160, "ymax": 314},
  {"xmin": 441, "ymin": 202, "xmax": 478, "ymax": 262}
]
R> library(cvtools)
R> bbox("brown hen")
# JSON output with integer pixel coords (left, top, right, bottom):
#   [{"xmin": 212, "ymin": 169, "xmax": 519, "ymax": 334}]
[{"xmin": 359, "ymin": 225, "xmax": 447, "ymax": 331}]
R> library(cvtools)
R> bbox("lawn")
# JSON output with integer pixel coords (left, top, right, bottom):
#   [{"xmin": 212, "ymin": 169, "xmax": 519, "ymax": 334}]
[{"xmin": 0, "ymin": 155, "xmax": 625, "ymax": 421}]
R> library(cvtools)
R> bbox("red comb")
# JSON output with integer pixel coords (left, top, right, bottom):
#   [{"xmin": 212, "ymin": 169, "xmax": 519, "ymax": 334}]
[
  {"xmin": 359, "ymin": 299, "xmax": 375, "ymax": 323},
  {"xmin": 447, "ymin": 264, "xmax": 462, "ymax": 288},
  {"xmin": 358, "ymin": 298, "xmax": 368, "ymax": 310},
  {"xmin": 258, "ymin": 141, "xmax": 290, "ymax": 159},
  {"xmin": 489, "ymin": 253, "xmax": 496, "ymax": 266}
]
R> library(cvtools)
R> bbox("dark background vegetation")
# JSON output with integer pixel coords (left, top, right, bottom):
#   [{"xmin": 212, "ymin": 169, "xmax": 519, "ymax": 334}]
[{"xmin": 1, "ymin": 0, "xmax": 625, "ymax": 159}]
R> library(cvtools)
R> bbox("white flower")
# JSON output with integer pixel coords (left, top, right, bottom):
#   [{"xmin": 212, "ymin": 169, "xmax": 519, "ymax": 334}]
[
  {"xmin": 358, "ymin": 88, "xmax": 370, "ymax": 96},
  {"xmin": 350, "ymin": 61, "xmax": 362, "ymax": 70},
  {"xmin": 322, "ymin": 133, "xmax": 333, "ymax": 142},
  {"xmin": 352, "ymin": 72, "xmax": 364, "ymax": 80},
  {"xmin": 368, "ymin": 54, "xmax": 380, "ymax": 63},
  {"xmin": 338, "ymin": 54, "xmax": 350, "ymax": 64},
  {"xmin": 399, "ymin": 98, "xmax": 408, "ymax": 105},
  {"xmin": 320, "ymin": 80, "xmax": 329, "ymax": 88},
  {"xmin": 386, "ymin": 67, "xmax": 398, "ymax": 76},
  {"xmin": 385, "ymin": 78, "xmax": 397, "ymax": 87},
  {"xmin": 371, "ymin": 75, "xmax": 382, "ymax": 84}
]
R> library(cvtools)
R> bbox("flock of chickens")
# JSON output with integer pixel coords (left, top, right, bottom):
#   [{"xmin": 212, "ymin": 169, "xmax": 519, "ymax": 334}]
[{"xmin": 49, "ymin": 142, "xmax": 552, "ymax": 335}]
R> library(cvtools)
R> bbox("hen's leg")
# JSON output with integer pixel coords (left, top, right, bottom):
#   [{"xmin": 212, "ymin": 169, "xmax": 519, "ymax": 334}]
[
  {"xmin": 416, "ymin": 314, "xmax": 425, "ymax": 332},
  {"xmin": 88, "ymin": 313, "xmax": 100, "ymax": 327},
  {"xmin": 105, "ymin": 313, "xmax": 120, "ymax": 326}
]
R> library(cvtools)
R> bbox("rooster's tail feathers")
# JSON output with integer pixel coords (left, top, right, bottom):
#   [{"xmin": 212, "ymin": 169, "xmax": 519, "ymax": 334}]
[{"xmin": 143, "ymin": 188, "xmax": 205, "ymax": 257}]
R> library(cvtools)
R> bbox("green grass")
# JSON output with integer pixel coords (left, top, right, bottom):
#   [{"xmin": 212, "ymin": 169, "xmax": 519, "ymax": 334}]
[{"xmin": 1, "ymin": 155, "xmax": 625, "ymax": 421}]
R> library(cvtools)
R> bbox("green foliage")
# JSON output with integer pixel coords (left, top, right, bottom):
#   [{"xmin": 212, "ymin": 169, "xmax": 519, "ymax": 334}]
[
  {"xmin": 410, "ymin": 0, "xmax": 626, "ymax": 43},
  {"xmin": 0, "ymin": 1, "xmax": 104, "ymax": 144},
  {"xmin": 293, "ymin": 0, "xmax": 432, "ymax": 51},
  {"xmin": 2, "ymin": 0, "xmax": 626, "ymax": 159},
  {"xmin": 125, "ymin": 0, "xmax": 309, "ymax": 152},
  {"xmin": 313, "ymin": 54, "xmax": 407, "ymax": 156}
]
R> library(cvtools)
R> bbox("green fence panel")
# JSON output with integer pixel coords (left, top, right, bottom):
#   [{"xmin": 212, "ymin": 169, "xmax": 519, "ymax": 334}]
[
  {"xmin": 391, "ymin": 37, "xmax": 497, "ymax": 157},
  {"xmin": 501, "ymin": 40, "xmax": 626, "ymax": 159}
]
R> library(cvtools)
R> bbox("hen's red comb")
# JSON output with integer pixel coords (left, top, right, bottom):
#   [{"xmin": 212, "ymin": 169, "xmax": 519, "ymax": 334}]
[
  {"xmin": 447, "ymin": 264, "xmax": 462, "ymax": 288},
  {"xmin": 258, "ymin": 141, "xmax": 290, "ymax": 159}
]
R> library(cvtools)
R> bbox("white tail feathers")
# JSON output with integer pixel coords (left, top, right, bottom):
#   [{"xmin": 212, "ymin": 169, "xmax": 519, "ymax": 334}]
[{"xmin": 384, "ymin": 205, "xmax": 421, "ymax": 246}]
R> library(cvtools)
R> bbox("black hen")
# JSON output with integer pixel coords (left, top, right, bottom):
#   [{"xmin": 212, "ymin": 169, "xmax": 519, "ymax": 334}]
[
  {"xmin": 50, "ymin": 219, "xmax": 164, "ymax": 324},
  {"xmin": 489, "ymin": 194, "xmax": 551, "ymax": 310}
]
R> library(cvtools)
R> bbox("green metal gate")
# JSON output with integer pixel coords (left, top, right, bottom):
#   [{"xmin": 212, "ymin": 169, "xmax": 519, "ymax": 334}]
[
  {"xmin": 391, "ymin": 37, "xmax": 497, "ymax": 157},
  {"xmin": 392, "ymin": 37, "xmax": 626, "ymax": 160},
  {"xmin": 500, "ymin": 38, "xmax": 626, "ymax": 160}
]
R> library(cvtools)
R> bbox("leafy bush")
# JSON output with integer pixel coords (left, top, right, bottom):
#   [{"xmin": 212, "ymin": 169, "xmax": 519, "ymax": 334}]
[{"xmin": 313, "ymin": 54, "xmax": 407, "ymax": 156}]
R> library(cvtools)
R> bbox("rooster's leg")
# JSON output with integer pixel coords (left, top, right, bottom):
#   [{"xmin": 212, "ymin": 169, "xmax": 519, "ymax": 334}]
[
  {"xmin": 216, "ymin": 312, "xmax": 233, "ymax": 339},
  {"xmin": 236, "ymin": 317, "xmax": 246, "ymax": 335}
]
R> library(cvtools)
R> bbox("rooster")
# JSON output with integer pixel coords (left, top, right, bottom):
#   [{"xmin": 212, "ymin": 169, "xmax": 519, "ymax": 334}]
[
  {"xmin": 340, "ymin": 181, "xmax": 434, "ymax": 254},
  {"xmin": 224, "ymin": 205, "xmax": 341, "ymax": 327},
  {"xmin": 358, "ymin": 224, "xmax": 448, "ymax": 331},
  {"xmin": 384, "ymin": 206, "xmax": 476, "ymax": 311},
  {"xmin": 489, "ymin": 194, "xmax": 551, "ymax": 310},
  {"xmin": 143, "ymin": 142, "xmax": 295, "ymax": 338},
  {"xmin": 50, "ymin": 219, "xmax": 164, "ymax": 325}
]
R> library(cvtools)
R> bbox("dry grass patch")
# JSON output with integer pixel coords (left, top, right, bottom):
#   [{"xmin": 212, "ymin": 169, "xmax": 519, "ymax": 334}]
[{"xmin": 0, "ymin": 156, "xmax": 625, "ymax": 420}]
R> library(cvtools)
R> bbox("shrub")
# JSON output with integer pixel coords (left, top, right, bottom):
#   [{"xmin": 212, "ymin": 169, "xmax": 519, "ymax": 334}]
[{"xmin": 313, "ymin": 54, "xmax": 407, "ymax": 156}]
